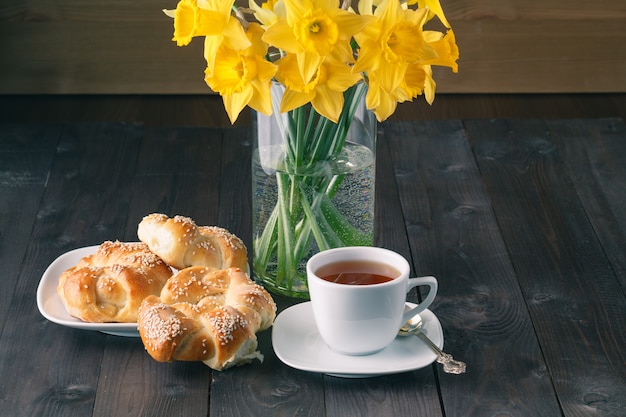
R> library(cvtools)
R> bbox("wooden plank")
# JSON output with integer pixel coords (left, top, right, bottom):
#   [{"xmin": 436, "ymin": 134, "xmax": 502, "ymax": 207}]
[
  {"xmin": 374, "ymin": 128, "xmax": 415, "ymax": 259},
  {"xmin": 216, "ymin": 127, "xmax": 253, "ymax": 244},
  {"xmin": 466, "ymin": 119, "xmax": 626, "ymax": 416},
  {"xmin": 386, "ymin": 120, "xmax": 562, "ymax": 416},
  {"xmin": 324, "ymin": 371, "xmax": 442, "ymax": 417},
  {"xmin": 89, "ymin": 127, "xmax": 225, "ymax": 417},
  {"xmin": 0, "ymin": 124, "xmax": 59, "ymax": 332},
  {"xmin": 208, "ymin": 338, "xmax": 325, "ymax": 417},
  {"xmin": 0, "ymin": 123, "xmax": 142, "ymax": 416},
  {"xmin": 547, "ymin": 118, "xmax": 626, "ymax": 291},
  {"xmin": 125, "ymin": 126, "xmax": 226, "ymax": 228},
  {"xmin": 1, "ymin": 1, "xmax": 625, "ymax": 94},
  {"xmin": 439, "ymin": 18, "xmax": 626, "ymax": 93}
]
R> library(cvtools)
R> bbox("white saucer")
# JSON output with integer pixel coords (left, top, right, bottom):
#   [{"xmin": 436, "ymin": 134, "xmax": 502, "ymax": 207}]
[
  {"xmin": 36, "ymin": 245, "xmax": 140, "ymax": 337},
  {"xmin": 272, "ymin": 302, "xmax": 443, "ymax": 378}
]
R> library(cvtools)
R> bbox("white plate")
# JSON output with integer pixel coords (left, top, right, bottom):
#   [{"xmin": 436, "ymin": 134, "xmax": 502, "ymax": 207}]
[
  {"xmin": 36, "ymin": 245, "xmax": 140, "ymax": 337},
  {"xmin": 272, "ymin": 302, "xmax": 443, "ymax": 378}
]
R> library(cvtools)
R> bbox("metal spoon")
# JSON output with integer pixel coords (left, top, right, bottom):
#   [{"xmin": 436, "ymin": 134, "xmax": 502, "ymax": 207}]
[{"xmin": 399, "ymin": 313, "xmax": 467, "ymax": 374}]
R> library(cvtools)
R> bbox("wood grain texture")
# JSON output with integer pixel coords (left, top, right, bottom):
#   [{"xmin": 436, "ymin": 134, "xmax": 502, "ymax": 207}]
[
  {"xmin": 126, "ymin": 127, "xmax": 225, "ymax": 231},
  {"xmin": 385, "ymin": 120, "xmax": 562, "ymax": 416},
  {"xmin": 466, "ymin": 118, "xmax": 626, "ymax": 417},
  {"xmin": 547, "ymin": 119, "xmax": 626, "ymax": 292},
  {"xmin": 1, "ymin": 118, "xmax": 624, "ymax": 416},
  {"xmin": 0, "ymin": 123, "xmax": 142, "ymax": 416},
  {"xmin": 89, "ymin": 127, "xmax": 222, "ymax": 417},
  {"xmin": 0, "ymin": 1, "xmax": 625, "ymax": 94},
  {"xmin": 217, "ymin": 127, "xmax": 253, "ymax": 244},
  {"xmin": 2, "ymin": 94, "xmax": 626, "ymax": 128},
  {"xmin": 0, "ymin": 124, "xmax": 59, "ymax": 332}
]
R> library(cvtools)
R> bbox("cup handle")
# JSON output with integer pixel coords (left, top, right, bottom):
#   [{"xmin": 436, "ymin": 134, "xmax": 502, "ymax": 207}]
[{"xmin": 402, "ymin": 276, "xmax": 438, "ymax": 323}]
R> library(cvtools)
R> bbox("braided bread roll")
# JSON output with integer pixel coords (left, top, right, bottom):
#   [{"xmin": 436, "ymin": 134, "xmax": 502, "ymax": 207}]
[
  {"xmin": 137, "ymin": 267, "xmax": 276, "ymax": 370},
  {"xmin": 57, "ymin": 241, "xmax": 173, "ymax": 323},
  {"xmin": 137, "ymin": 213, "xmax": 248, "ymax": 271}
]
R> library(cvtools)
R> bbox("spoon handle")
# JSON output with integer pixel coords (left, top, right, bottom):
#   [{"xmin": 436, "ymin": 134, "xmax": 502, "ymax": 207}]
[{"xmin": 415, "ymin": 331, "xmax": 467, "ymax": 374}]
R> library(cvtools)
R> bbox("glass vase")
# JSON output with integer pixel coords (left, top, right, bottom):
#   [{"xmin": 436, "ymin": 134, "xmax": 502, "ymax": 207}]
[{"xmin": 251, "ymin": 83, "xmax": 377, "ymax": 298}]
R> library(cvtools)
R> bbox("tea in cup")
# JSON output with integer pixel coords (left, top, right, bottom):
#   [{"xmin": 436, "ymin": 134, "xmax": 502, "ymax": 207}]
[{"xmin": 307, "ymin": 246, "xmax": 438, "ymax": 356}]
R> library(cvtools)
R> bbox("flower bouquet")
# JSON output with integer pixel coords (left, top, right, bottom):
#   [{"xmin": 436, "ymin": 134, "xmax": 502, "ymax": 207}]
[{"xmin": 164, "ymin": 0, "xmax": 459, "ymax": 297}]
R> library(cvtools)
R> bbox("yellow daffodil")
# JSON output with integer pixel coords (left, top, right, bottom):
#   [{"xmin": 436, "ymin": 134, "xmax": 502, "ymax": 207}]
[
  {"xmin": 164, "ymin": 0, "xmax": 233, "ymax": 46},
  {"xmin": 276, "ymin": 54, "xmax": 362, "ymax": 122},
  {"xmin": 164, "ymin": 0, "xmax": 252, "ymax": 74},
  {"xmin": 354, "ymin": 0, "xmax": 432, "ymax": 71},
  {"xmin": 263, "ymin": 0, "xmax": 370, "ymax": 87},
  {"xmin": 205, "ymin": 22, "xmax": 278, "ymax": 123},
  {"xmin": 354, "ymin": 0, "xmax": 440, "ymax": 120},
  {"xmin": 422, "ymin": 29, "xmax": 459, "ymax": 73},
  {"xmin": 203, "ymin": 16, "xmax": 252, "ymax": 76}
]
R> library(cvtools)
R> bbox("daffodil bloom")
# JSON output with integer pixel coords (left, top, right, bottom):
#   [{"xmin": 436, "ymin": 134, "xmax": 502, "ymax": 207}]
[
  {"xmin": 164, "ymin": 0, "xmax": 233, "ymax": 46},
  {"xmin": 205, "ymin": 22, "xmax": 278, "ymax": 123},
  {"xmin": 365, "ymin": 64, "xmax": 425, "ymax": 121},
  {"xmin": 354, "ymin": 0, "xmax": 431, "ymax": 71},
  {"xmin": 276, "ymin": 54, "xmax": 363, "ymax": 123},
  {"xmin": 354, "ymin": 0, "xmax": 439, "ymax": 119},
  {"xmin": 262, "ymin": 0, "xmax": 370, "ymax": 87},
  {"xmin": 164, "ymin": 0, "xmax": 252, "ymax": 74},
  {"xmin": 422, "ymin": 29, "xmax": 459, "ymax": 73}
]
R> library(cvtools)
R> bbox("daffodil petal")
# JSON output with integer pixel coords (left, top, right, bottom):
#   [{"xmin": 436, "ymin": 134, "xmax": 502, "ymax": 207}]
[
  {"xmin": 311, "ymin": 84, "xmax": 343, "ymax": 122},
  {"xmin": 222, "ymin": 17, "xmax": 253, "ymax": 51},
  {"xmin": 423, "ymin": 30, "xmax": 459, "ymax": 72},
  {"xmin": 402, "ymin": 64, "xmax": 426, "ymax": 98},
  {"xmin": 375, "ymin": 61, "xmax": 407, "ymax": 94},
  {"xmin": 423, "ymin": 65, "xmax": 436, "ymax": 104},
  {"xmin": 326, "ymin": 66, "xmax": 362, "ymax": 92},
  {"xmin": 249, "ymin": 0, "xmax": 278, "ymax": 26},
  {"xmin": 262, "ymin": 20, "xmax": 300, "ymax": 53},
  {"xmin": 224, "ymin": 88, "xmax": 254, "ymax": 123},
  {"xmin": 170, "ymin": 0, "xmax": 232, "ymax": 47},
  {"xmin": 373, "ymin": 93, "xmax": 398, "ymax": 122},
  {"xmin": 256, "ymin": 56, "xmax": 279, "ymax": 82},
  {"xmin": 297, "ymin": 52, "xmax": 323, "ymax": 87},
  {"xmin": 417, "ymin": 0, "xmax": 451, "ymax": 28},
  {"xmin": 352, "ymin": 39, "xmax": 381, "ymax": 73},
  {"xmin": 284, "ymin": 0, "xmax": 313, "ymax": 26},
  {"xmin": 329, "ymin": 9, "xmax": 372, "ymax": 40},
  {"xmin": 248, "ymin": 79, "xmax": 274, "ymax": 115},
  {"xmin": 280, "ymin": 89, "xmax": 315, "ymax": 113},
  {"xmin": 204, "ymin": 34, "xmax": 225, "ymax": 73},
  {"xmin": 358, "ymin": 0, "xmax": 374, "ymax": 16},
  {"xmin": 365, "ymin": 81, "xmax": 381, "ymax": 110}
]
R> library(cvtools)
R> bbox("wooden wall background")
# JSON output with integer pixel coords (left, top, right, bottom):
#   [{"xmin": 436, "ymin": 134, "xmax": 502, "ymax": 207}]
[{"xmin": 1, "ymin": 0, "xmax": 625, "ymax": 95}]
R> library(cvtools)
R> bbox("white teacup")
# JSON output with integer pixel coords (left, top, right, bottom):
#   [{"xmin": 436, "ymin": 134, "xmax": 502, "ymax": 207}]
[{"xmin": 307, "ymin": 246, "xmax": 438, "ymax": 356}]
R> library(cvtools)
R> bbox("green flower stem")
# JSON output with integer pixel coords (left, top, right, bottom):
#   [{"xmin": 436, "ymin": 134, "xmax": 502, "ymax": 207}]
[
  {"xmin": 297, "ymin": 185, "xmax": 333, "ymax": 251},
  {"xmin": 252, "ymin": 83, "xmax": 373, "ymax": 296},
  {"xmin": 275, "ymin": 172, "xmax": 296, "ymax": 285}
]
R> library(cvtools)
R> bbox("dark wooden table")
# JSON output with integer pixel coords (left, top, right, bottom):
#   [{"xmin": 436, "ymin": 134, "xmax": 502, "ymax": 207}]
[{"xmin": 1, "ymin": 119, "xmax": 625, "ymax": 417}]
